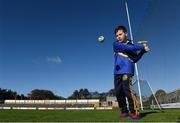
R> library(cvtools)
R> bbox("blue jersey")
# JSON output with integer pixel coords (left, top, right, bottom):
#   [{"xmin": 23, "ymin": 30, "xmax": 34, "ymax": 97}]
[{"xmin": 113, "ymin": 41, "xmax": 145, "ymax": 75}]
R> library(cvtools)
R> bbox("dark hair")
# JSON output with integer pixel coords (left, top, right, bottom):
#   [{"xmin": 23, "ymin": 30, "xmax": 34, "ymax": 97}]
[{"xmin": 114, "ymin": 25, "xmax": 127, "ymax": 35}]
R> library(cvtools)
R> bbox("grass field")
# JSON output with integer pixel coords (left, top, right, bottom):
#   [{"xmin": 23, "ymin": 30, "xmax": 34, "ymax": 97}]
[{"xmin": 0, "ymin": 109, "xmax": 180, "ymax": 122}]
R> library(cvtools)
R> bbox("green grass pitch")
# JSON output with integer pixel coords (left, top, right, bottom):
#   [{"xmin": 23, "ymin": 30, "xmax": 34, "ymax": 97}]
[{"xmin": 0, "ymin": 109, "xmax": 180, "ymax": 122}]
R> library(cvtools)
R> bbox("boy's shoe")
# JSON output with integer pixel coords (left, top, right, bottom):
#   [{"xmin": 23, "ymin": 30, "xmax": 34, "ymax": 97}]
[
  {"xmin": 130, "ymin": 113, "xmax": 141, "ymax": 120},
  {"xmin": 120, "ymin": 112, "xmax": 129, "ymax": 118}
]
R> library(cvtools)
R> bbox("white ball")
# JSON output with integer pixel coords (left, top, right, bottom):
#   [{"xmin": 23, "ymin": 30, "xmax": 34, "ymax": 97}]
[{"xmin": 98, "ymin": 36, "xmax": 105, "ymax": 43}]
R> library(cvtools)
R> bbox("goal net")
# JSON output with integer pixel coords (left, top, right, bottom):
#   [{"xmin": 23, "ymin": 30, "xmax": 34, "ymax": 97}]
[{"xmin": 133, "ymin": 80, "xmax": 161, "ymax": 110}]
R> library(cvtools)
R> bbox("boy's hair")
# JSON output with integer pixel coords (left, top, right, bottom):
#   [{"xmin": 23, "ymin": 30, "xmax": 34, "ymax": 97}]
[{"xmin": 114, "ymin": 25, "xmax": 127, "ymax": 35}]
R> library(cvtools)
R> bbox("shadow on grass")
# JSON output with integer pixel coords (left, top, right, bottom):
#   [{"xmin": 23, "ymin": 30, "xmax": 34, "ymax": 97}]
[
  {"xmin": 178, "ymin": 117, "xmax": 180, "ymax": 122},
  {"xmin": 139, "ymin": 111, "xmax": 158, "ymax": 118}
]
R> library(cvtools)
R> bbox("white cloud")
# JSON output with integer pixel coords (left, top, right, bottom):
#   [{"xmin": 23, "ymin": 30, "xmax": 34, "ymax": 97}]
[{"xmin": 46, "ymin": 56, "xmax": 62, "ymax": 64}]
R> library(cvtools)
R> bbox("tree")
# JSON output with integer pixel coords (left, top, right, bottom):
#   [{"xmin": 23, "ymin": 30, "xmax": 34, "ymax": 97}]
[
  {"xmin": 155, "ymin": 89, "xmax": 166, "ymax": 104},
  {"xmin": 83, "ymin": 89, "xmax": 91, "ymax": 99},
  {"xmin": 107, "ymin": 89, "xmax": 116, "ymax": 96},
  {"xmin": 29, "ymin": 89, "xmax": 58, "ymax": 100},
  {"xmin": 68, "ymin": 90, "xmax": 79, "ymax": 99},
  {"xmin": 155, "ymin": 89, "xmax": 166, "ymax": 98},
  {"xmin": 68, "ymin": 88, "xmax": 91, "ymax": 99},
  {"xmin": 79, "ymin": 89, "xmax": 84, "ymax": 99},
  {"xmin": 0, "ymin": 88, "xmax": 19, "ymax": 100},
  {"xmin": 91, "ymin": 91, "xmax": 100, "ymax": 98}
]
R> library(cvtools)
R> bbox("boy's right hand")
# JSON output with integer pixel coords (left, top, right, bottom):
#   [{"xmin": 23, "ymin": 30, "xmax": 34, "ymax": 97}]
[{"xmin": 144, "ymin": 46, "xmax": 150, "ymax": 52}]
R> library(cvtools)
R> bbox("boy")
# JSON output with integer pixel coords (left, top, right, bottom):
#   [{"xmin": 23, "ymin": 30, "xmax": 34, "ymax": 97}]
[{"xmin": 113, "ymin": 25, "xmax": 150, "ymax": 120}]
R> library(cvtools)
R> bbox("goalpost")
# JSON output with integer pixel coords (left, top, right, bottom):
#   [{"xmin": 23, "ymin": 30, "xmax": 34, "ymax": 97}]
[{"xmin": 125, "ymin": 1, "xmax": 161, "ymax": 110}]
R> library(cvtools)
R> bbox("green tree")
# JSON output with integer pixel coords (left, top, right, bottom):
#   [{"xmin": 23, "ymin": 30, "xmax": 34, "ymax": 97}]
[
  {"xmin": 29, "ymin": 89, "xmax": 58, "ymax": 100},
  {"xmin": 155, "ymin": 89, "xmax": 166, "ymax": 98},
  {"xmin": 108, "ymin": 89, "xmax": 116, "ymax": 96},
  {"xmin": 83, "ymin": 88, "xmax": 91, "ymax": 99},
  {"xmin": 68, "ymin": 90, "xmax": 79, "ymax": 99}
]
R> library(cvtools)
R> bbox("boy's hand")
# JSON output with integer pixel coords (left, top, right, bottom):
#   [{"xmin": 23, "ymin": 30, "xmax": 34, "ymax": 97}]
[
  {"xmin": 141, "ymin": 42, "xmax": 150, "ymax": 52},
  {"xmin": 144, "ymin": 46, "xmax": 150, "ymax": 52},
  {"xmin": 142, "ymin": 43, "xmax": 147, "ymax": 47}
]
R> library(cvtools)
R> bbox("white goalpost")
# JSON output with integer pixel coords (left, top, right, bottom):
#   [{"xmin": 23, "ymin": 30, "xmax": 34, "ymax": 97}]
[{"xmin": 125, "ymin": 1, "xmax": 161, "ymax": 110}]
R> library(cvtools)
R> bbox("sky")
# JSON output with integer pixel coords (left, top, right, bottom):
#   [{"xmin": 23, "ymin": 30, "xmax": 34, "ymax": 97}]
[{"xmin": 0, "ymin": 0, "xmax": 180, "ymax": 98}]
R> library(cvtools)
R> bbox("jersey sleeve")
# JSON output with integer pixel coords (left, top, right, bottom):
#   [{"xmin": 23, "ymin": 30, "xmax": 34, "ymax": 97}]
[{"xmin": 113, "ymin": 41, "xmax": 144, "ymax": 53}]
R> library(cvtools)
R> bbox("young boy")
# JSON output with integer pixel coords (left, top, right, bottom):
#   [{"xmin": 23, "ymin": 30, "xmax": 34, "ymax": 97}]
[{"xmin": 113, "ymin": 25, "xmax": 150, "ymax": 120}]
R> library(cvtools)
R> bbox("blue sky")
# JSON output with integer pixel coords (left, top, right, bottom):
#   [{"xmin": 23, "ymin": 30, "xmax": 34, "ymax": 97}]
[{"xmin": 0, "ymin": 0, "xmax": 180, "ymax": 98}]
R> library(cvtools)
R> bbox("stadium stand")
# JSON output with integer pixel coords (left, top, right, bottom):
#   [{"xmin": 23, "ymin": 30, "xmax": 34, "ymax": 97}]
[{"xmin": 0, "ymin": 99, "xmax": 113, "ymax": 110}]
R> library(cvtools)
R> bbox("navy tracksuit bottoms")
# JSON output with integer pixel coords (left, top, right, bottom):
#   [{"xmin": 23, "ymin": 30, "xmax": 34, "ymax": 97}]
[{"xmin": 114, "ymin": 74, "xmax": 139, "ymax": 114}]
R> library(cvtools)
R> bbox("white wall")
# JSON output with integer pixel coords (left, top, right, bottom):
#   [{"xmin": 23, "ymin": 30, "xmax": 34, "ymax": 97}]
[{"xmin": 4, "ymin": 99, "xmax": 99, "ymax": 104}]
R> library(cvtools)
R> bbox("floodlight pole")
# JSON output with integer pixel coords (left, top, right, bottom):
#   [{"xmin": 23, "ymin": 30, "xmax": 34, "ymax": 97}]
[{"xmin": 125, "ymin": 1, "xmax": 144, "ymax": 110}]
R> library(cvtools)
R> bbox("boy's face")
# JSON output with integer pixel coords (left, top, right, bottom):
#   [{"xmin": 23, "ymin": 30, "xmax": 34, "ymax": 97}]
[{"xmin": 116, "ymin": 29, "xmax": 128, "ymax": 42}]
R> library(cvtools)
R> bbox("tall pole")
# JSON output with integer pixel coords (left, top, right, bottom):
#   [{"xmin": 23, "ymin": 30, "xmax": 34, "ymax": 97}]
[{"xmin": 125, "ymin": 1, "xmax": 144, "ymax": 110}]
